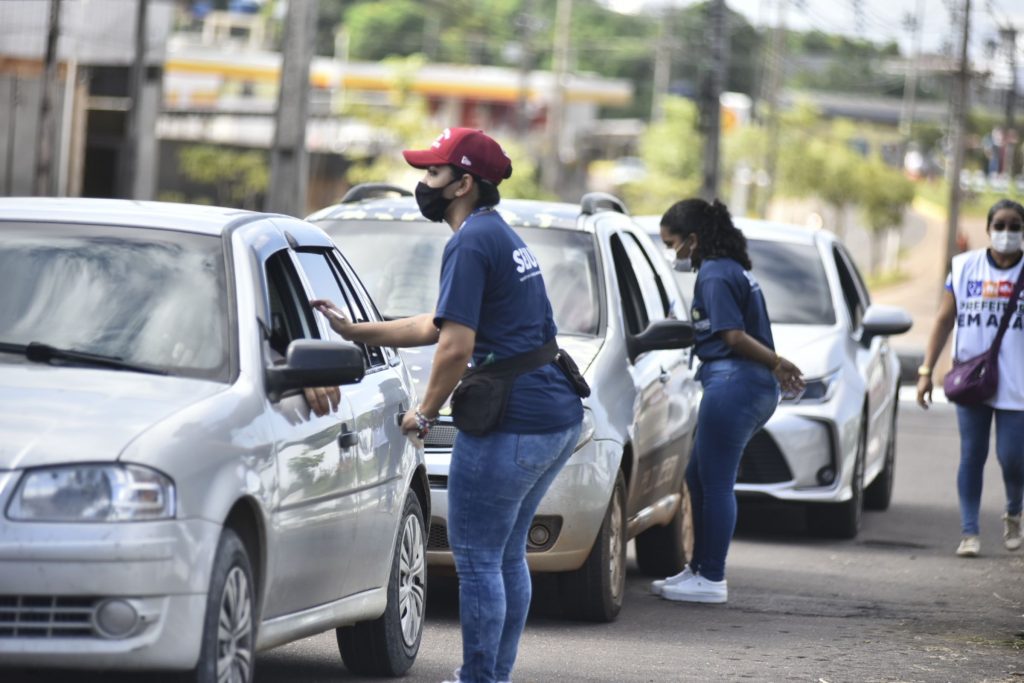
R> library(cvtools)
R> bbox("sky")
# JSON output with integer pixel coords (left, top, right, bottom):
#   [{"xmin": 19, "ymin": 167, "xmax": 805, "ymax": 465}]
[{"xmin": 603, "ymin": 0, "xmax": 1024, "ymax": 58}]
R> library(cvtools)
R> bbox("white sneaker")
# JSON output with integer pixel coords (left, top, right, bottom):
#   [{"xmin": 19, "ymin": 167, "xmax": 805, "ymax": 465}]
[
  {"xmin": 649, "ymin": 565, "xmax": 695, "ymax": 596},
  {"xmin": 1004, "ymin": 513, "xmax": 1023, "ymax": 551},
  {"xmin": 660, "ymin": 574, "xmax": 727, "ymax": 604},
  {"xmin": 956, "ymin": 535, "xmax": 980, "ymax": 557}
]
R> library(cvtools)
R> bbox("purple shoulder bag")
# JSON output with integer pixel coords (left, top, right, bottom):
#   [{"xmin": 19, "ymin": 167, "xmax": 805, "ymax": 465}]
[{"xmin": 943, "ymin": 265, "xmax": 1024, "ymax": 405}]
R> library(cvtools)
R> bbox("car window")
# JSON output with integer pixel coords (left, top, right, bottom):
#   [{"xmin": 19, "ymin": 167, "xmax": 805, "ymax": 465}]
[
  {"xmin": 296, "ymin": 249, "xmax": 386, "ymax": 368},
  {"xmin": 0, "ymin": 222, "xmax": 231, "ymax": 381},
  {"xmin": 264, "ymin": 250, "xmax": 319, "ymax": 358},
  {"xmin": 831, "ymin": 245, "xmax": 866, "ymax": 330},
  {"xmin": 610, "ymin": 234, "xmax": 649, "ymax": 335},
  {"xmin": 619, "ymin": 232, "xmax": 667, "ymax": 326},
  {"xmin": 316, "ymin": 219, "xmax": 602, "ymax": 337},
  {"xmin": 747, "ymin": 239, "xmax": 836, "ymax": 325}
]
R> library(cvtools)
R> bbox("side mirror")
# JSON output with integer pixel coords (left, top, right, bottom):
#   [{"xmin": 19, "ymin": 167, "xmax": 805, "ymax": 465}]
[
  {"xmin": 627, "ymin": 319, "xmax": 695, "ymax": 361},
  {"xmin": 266, "ymin": 340, "xmax": 366, "ymax": 401},
  {"xmin": 861, "ymin": 305, "xmax": 913, "ymax": 345}
]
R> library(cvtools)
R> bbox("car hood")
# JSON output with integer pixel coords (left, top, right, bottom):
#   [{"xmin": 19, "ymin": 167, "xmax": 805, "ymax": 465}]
[
  {"xmin": 770, "ymin": 324, "xmax": 844, "ymax": 379},
  {"xmin": 0, "ymin": 364, "xmax": 227, "ymax": 470},
  {"xmin": 397, "ymin": 335, "xmax": 603, "ymax": 408}
]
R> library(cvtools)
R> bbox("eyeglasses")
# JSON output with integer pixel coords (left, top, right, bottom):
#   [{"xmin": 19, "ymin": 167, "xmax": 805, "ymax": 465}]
[{"xmin": 991, "ymin": 220, "xmax": 1023, "ymax": 232}]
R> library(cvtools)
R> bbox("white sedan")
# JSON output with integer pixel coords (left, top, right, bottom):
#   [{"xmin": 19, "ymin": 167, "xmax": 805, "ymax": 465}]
[{"xmin": 640, "ymin": 216, "xmax": 912, "ymax": 538}]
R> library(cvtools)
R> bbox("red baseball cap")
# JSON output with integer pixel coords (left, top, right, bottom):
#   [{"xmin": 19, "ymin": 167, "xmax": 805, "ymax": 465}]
[{"xmin": 403, "ymin": 128, "xmax": 513, "ymax": 185}]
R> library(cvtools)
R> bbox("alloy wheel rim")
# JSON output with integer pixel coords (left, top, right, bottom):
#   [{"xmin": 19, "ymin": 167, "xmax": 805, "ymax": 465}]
[
  {"xmin": 608, "ymin": 486, "xmax": 625, "ymax": 602},
  {"xmin": 398, "ymin": 514, "xmax": 426, "ymax": 648},
  {"xmin": 216, "ymin": 567, "xmax": 253, "ymax": 683}
]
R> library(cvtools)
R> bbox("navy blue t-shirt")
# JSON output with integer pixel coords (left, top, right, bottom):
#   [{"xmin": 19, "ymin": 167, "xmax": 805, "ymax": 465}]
[
  {"xmin": 691, "ymin": 257, "xmax": 775, "ymax": 361},
  {"xmin": 434, "ymin": 208, "xmax": 583, "ymax": 433}
]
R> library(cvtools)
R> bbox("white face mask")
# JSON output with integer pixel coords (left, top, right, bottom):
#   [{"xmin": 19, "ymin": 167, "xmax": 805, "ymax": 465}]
[{"xmin": 991, "ymin": 229, "xmax": 1023, "ymax": 254}]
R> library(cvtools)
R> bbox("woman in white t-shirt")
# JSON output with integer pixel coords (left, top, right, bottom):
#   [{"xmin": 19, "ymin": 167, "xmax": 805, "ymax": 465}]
[{"xmin": 917, "ymin": 199, "xmax": 1024, "ymax": 557}]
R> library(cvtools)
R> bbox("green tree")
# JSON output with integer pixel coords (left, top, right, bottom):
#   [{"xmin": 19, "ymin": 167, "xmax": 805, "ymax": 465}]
[
  {"xmin": 621, "ymin": 97, "xmax": 701, "ymax": 214},
  {"xmin": 859, "ymin": 157, "xmax": 915, "ymax": 275},
  {"xmin": 178, "ymin": 145, "xmax": 269, "ymax": 209}
]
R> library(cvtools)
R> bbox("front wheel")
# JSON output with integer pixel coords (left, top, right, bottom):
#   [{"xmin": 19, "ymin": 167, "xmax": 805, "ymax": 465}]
[
  {"xmin": 634, "ymin": 480, "xmax": 693, "ymax": 577},
  {"xmin": 190, "ymin": 528, "xmax": 256, "ymax": 683},
  {"xmin": 338, "ymin": 492, "xmax": 426, "ymax": 676},
  {"xmin": 559, "ymin": 470, "xmax": 627, "ymax": 622}
]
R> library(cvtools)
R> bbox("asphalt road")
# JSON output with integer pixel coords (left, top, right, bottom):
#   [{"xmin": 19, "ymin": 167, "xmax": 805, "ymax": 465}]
[{"xmin": 8, "ymin": 399, "xmax": 1023, "ymax": 683}]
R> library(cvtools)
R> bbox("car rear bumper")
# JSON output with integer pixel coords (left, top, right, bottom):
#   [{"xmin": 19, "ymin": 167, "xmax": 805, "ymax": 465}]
[{"xmin": 0, "ymin": 517, "xmax": 221, "ymax": 670}]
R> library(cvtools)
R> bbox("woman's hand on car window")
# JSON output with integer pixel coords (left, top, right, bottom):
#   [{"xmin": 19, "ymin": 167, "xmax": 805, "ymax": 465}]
[{"xmin": 311, "ymin": 299, "xmax": 354, "ymax": 338}]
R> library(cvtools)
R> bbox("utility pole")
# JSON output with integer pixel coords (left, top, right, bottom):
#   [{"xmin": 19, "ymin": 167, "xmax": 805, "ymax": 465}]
[
  {"xmin": 515, "ymin": 0, "xmax": 535, "ymax": 137},
  {"xmin": 651, "ymin": 6, "xmax": 672, "ymax": 122},
  {"xmin": 944, "ymin": 0, "xmax": 971, "ymax": 281},
  {"xmin": 700, "ymin": 0, "xmax": 728, "ymax": 201},
  {"xmin": 121, "ymin": 0, "xmax": 148, "ymax": 199},
  {"xmin": 33, "ymin": 0, "xmax": 61, "ymax": 197},
  {"xmin": 1000, "ymin": 27, "xmax": 1018, "ymax": 175},
  {"xmin": 268, "ymin": 0, "xmax": 317, "ymax": 216},
  {"xmin": 543, "ymin": 0, "xmax": 572, "ymax": 199},
  {"xmin": 898, "ymin": 0, "xmax": 925, "ymax": 139},
  {"xmin": 758, "ymin": 0, "xmax": 787, "ymax": 218}
]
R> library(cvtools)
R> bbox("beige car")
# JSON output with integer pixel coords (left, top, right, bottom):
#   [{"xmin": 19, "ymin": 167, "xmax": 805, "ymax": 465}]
[{"xmin": 0, "ymin": 198, "xmax": 428, "ymax": 682}]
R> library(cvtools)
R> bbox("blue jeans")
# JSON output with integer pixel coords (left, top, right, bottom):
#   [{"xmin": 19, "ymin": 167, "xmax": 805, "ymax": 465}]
[
  {"xmin": 955, "ymin": 404, "xmax": 1024, "ymax": 535},
  {"xmin": 447, "ymin": 422, "xmax": 581, "ymax": 683},
  {"xmin": 688, "ymin": 358, "xmax": 780, "ymax": 582}
]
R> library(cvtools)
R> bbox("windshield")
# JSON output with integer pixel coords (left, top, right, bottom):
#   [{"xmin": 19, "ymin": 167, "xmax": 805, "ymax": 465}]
[
  {"xmin": 319, "ymin": 220, "xmax": 602, "ymax": 336},
  {"xmin": 0, "ymin": 223, "xmax": 231, "ymax": 381},
  {"xmin": 668, "ymin": 239, "xmax": 835, "ymax": 325},
  {"xmin": 747, "ymin": 240, "xmax": 835, "ymax": 325}
]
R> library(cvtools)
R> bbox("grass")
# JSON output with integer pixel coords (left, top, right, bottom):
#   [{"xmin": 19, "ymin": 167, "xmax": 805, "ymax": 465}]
[{"xmin": 865, "ymin": 269, "xmax": 910, "ymax": 290}]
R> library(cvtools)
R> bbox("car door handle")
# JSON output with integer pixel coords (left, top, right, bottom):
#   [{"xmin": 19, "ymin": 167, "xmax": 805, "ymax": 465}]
[{"xmin": 338, "ymin": 423, "xmax": 358, "ymax": 449}]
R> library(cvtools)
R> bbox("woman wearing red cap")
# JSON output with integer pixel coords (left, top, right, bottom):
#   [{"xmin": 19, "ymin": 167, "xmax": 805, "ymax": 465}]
[{"xmin": 313, "ymin": 128, "xmax": 584, "ymax": 683}]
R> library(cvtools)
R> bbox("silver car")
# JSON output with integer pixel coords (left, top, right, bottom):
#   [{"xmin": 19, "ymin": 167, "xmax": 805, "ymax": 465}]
[
  {"xmin": 0, "ymin": 198, "xmax": 429, "ymax": 681},
  {"xmin": 309, "ymin": 187, "xmax": 699, "ymax": 622},
  {"xmin": 639, "ymin": 216, "xmax": 912, "ymax": 538}
]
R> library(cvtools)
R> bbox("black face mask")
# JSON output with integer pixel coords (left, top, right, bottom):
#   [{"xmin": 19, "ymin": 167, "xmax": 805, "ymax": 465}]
[{"xmin": 415, "ymin": 179, "xmax": 459, "ymax": 222}]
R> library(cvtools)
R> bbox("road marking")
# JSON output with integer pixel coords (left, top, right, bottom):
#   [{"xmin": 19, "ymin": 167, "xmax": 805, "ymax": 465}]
[{"xmin": 899, "ymin": 385, "xmax": 947, "ymax": 404}]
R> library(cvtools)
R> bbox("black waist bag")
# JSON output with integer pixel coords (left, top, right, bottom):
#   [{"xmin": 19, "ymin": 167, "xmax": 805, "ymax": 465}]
[{"xmin": 451, "ymin": 340, "xmax": 590, "ymax": 436}]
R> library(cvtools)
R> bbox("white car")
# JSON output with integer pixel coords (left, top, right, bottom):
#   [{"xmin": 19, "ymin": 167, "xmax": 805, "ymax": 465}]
[{"xmin": 639, "ymin": 215, "xmax": 912, "ymax": 538}]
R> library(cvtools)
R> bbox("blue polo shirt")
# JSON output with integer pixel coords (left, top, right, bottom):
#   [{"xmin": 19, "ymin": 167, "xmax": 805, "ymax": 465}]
[
  {"xmin": 691, "ymin": 257, "xmax": 775, "ymax": 362},
  {"xmin": 434, "ymin": 208, "xmax": 583, "ymax": 434}
]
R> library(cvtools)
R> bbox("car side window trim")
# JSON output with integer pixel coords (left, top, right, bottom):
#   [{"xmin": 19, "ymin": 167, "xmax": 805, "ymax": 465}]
[
  {"xmin": 831, "ymin": 245, "xmax": 866, "ymax": 332},
  {"xmin": 609, "ymin": 233, "xmax": 649, "ymax": 336},
  {"xmin": 263, "ymin": 249, "xmax": 320, "ymax": 360},
  {"xmin": 623, "ymin": 230, "xmax": 673, "ymax": 318}
]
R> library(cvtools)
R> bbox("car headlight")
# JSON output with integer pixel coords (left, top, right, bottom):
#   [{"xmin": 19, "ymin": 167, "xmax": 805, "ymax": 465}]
[
  {"xmin": 782, "ymin": 369, "xmax": 841, "ymax": 404},
  {"xmin": 575, "ymin": 409, "xmax": 596, "ymax": 452},
  {"xmin": 7, "ymin": 464, "xmax": 176, "ymax": 522}
]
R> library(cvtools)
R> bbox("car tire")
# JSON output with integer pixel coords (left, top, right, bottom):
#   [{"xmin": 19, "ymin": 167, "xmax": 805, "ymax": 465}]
[
  {"xmin": 634, "ymin": 479, "xmax": 693, "ymax": 577},
  {"xmin": 807, "ymin": 417, "xmax": 866, "ymax": 539},
  {"xmin": 337, "ymin": 492, "xmax": 426, "ymax": 676},
  {"xmin": 188, "ymin": 528, "xmax": 256, "ymax": 683},
  {"xmin": 864, "ymin": 398, "xmax": 898, "ymax": 511},
  {"xmin": 559, "ymin": 470, "xmax": 627, "ymax": 622}
]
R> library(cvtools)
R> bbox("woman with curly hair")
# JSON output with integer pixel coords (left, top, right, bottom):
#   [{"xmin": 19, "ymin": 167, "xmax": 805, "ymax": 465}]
[{"xmin": 651, "ymin": 197, "xmax": 804, "ymax": 604}]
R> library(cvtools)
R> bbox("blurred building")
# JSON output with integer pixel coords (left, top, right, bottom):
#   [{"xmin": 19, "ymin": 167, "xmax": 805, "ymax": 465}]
[{"xmin": 0, "ymin": 0, "xmax": 175, "ymax": 198}]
